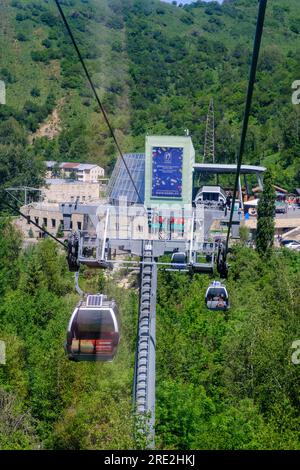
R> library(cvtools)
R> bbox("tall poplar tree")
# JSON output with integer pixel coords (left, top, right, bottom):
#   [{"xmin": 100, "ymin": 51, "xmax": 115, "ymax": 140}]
[{"xmin": 256, "ymin": 169, "xmax": 276, "ymax": 257}]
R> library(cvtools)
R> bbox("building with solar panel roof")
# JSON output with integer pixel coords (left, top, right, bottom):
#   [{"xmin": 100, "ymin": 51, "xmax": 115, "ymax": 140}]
[{"xmin": 107, "ymin": 153, "xmax": 145, "ymax": 205}]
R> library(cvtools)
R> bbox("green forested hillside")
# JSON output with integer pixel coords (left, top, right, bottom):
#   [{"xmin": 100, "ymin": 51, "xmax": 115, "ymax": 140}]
[
  {"xmin": 0, "ymin": 0, "xmax": 133, "ymax": 174},
  {"xmin": 1, "ymin": 220, "xmax": 300, "ymax": 449},
  {"xmin": 0, "ymin": 219, "xmax": 138, "ymax": 449},
  {"xmin": 1, "ymin": 0, "xmax": 300, "ymax": 188}
]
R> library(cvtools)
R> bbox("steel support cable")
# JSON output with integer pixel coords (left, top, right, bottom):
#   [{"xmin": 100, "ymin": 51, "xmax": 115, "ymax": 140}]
[
  {"xmin": 1, "ymin": 197, "xmax": 66, "ymax": 248},
  {"xmin": 53, "ymin": 0, "xmax": 143, "ymax": 205},
  {"xmin": 225, "ymin": 0, "xmax": 268, "ymax": 257}
]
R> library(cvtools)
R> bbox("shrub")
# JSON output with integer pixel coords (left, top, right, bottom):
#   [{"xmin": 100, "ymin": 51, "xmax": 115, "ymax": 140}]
[{"xmin": 31, "ymin": 87, "xmax": 41, "ymax": 98}]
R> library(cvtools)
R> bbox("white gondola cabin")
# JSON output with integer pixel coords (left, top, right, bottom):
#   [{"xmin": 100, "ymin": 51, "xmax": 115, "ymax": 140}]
[{"xmin": 205, "ymin": 281, "xmax": 229, "ymax": 311}]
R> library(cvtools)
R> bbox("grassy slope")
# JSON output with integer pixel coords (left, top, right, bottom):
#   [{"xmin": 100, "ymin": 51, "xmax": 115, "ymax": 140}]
[{"xmin": 0, "ymin": 0, "xmax": 133, "ymax": 168}]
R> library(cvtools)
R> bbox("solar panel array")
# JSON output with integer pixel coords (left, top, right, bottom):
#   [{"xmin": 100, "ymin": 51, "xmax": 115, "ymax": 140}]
[
  {"xmin": 87, "ymin": 295, "xmax": 104, "ymax": 307},
  {"xmin": 107, "ymin": 153, "xmax": 145, "ymax": 205}
]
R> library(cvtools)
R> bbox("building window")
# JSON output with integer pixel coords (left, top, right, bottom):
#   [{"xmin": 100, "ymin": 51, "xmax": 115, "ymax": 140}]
[
  {"xmin": 70, "ymin": 221, "xmax": 73, "ymax": 230},
  {"xmin": 82, "ymin": 196, "xmax": 86, "ymax": 201},
  {"xmin": 51, "ymin": 219, "xmax": 56, "ymax": 228},
  {"xmin": 138, "ymin": 225, "xmax": 143, "ymax": 232},
  {"xmin": 43, "ymin": 218, "xmax": 47, "ymax": 227},
  {"xmin": 77, "ymin": 221, "xmax": 82, "ymax": 230},
  {"xmin": 60, "ymin": 220, "xmax": 64, "ymax": 229},
  {"xmin": 35, "ymin": 217, "xmax": 39, "ymax": 225}
]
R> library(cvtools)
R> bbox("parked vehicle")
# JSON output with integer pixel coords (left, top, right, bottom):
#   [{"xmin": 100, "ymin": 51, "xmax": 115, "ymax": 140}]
[
  {"xmin": 283, "ymin": 241, "xmax": 300, "ymax": 251},
  {"xmin": 275, "ymin": 202, "xmax": 286, "ymax": 214},
  {"xmin": 280, "ymin": 239, "xmax": 300, "ymax": 247}
]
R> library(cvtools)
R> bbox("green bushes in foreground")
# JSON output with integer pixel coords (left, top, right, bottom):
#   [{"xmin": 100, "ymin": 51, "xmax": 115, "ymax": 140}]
[{"xmin": 0, "ymin": 220, "xmax": 299, "ymax": 449}]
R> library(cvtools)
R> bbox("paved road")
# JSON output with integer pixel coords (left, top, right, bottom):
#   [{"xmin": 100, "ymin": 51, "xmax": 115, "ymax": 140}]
[
  {"xmin": 203, "ymin": 205, "xmax": 300, "ymax": 243},
  {"xmin": 276, "ymin": 207, "xmax": 300, "ymax": 219}
]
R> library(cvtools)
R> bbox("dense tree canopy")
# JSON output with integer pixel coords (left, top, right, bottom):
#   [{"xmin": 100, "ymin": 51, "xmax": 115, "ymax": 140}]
[
  {"xmin": 0, "ymin": 0, "xmax": 300, "ymax": 187},
  {"xmin": 0, "ymin": 221, "xmax": 299, "ymax": 449}
]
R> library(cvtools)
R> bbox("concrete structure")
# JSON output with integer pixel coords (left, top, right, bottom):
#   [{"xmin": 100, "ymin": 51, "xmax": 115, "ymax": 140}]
[
  {"xmin": 14, "ymin": 179, "xmax": 106, "ymax": 239},
  {"xmin": 15, "ymin": 203, "xmax": 85, "ymax": 239},
  {"xmin": 42, "ymin": 179, "xmax": 101, "ymax": 204},
  {"xmin": 144, "ymin": 135, "xmax": 195, "ymax": 209}
]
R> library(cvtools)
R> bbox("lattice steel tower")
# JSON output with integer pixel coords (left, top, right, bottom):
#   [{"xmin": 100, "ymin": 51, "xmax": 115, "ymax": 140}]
[{"xmin": 203, "ymin": 98, "xmax": 215, "ymax": 163}]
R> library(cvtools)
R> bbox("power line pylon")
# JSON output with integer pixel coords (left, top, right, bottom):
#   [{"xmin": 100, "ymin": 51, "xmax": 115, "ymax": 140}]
[{"xmin": 203, "ymin": 98, "xmax": 215, "ymax": 164}]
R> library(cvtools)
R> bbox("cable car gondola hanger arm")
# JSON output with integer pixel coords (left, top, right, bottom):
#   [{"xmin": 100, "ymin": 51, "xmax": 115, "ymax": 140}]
[{"xmin": 225, "ymin": 0, "xmax": 268, "ymax": 257}]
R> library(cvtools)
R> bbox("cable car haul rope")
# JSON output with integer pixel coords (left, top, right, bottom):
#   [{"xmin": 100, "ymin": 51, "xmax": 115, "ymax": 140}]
[
  {"xmin": 2, "ymin": 0, "xmax": 268, "ymax": 349},
  {"xmin": 53, "ymin": 0, "xmax": 143, "ymax": 205},
  {"xmin": 1, "ymin": 0, "xmax": 268, "ymax": 448},
  {"xmin": 224, "ymin": 0, "xmax": 267, "ymax": 258}
]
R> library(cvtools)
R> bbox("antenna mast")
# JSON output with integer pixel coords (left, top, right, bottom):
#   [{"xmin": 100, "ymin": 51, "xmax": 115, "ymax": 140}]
[{"xmin": 203, "ymin": 98, "xmax": 215, "ymax": 164}]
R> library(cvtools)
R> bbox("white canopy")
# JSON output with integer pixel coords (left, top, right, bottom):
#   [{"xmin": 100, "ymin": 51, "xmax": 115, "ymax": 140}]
[{"xmin": 244, "ymin": 199, "xmax": 259, "ymax": 207}]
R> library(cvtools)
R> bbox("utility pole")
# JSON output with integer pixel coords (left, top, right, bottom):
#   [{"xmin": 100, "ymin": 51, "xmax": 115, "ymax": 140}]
[{"xmin": 5, "ymin": 187, "xmax": 42, "ymax": 206}]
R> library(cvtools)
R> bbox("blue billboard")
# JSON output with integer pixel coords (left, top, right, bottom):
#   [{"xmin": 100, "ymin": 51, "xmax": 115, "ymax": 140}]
[{"xmin": 151, "ymin": 147, "xmax": 183, "ymax": 198}]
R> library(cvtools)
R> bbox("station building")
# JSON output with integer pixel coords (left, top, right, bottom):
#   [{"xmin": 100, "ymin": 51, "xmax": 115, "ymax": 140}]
[
  {"xmin": 107, "ymin": 136, "xmax": 266, "ymax": 209},
  {"xmin": 103, "ymin": 135, "xmax": 267, "ymax": 243},
  {"xmin": 17, "ymin": 134, "xmax": 268, "ymax": 244},
  {"xmin": 104, "ymin": 135, "xmax": 199, "ymax": 242}
]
